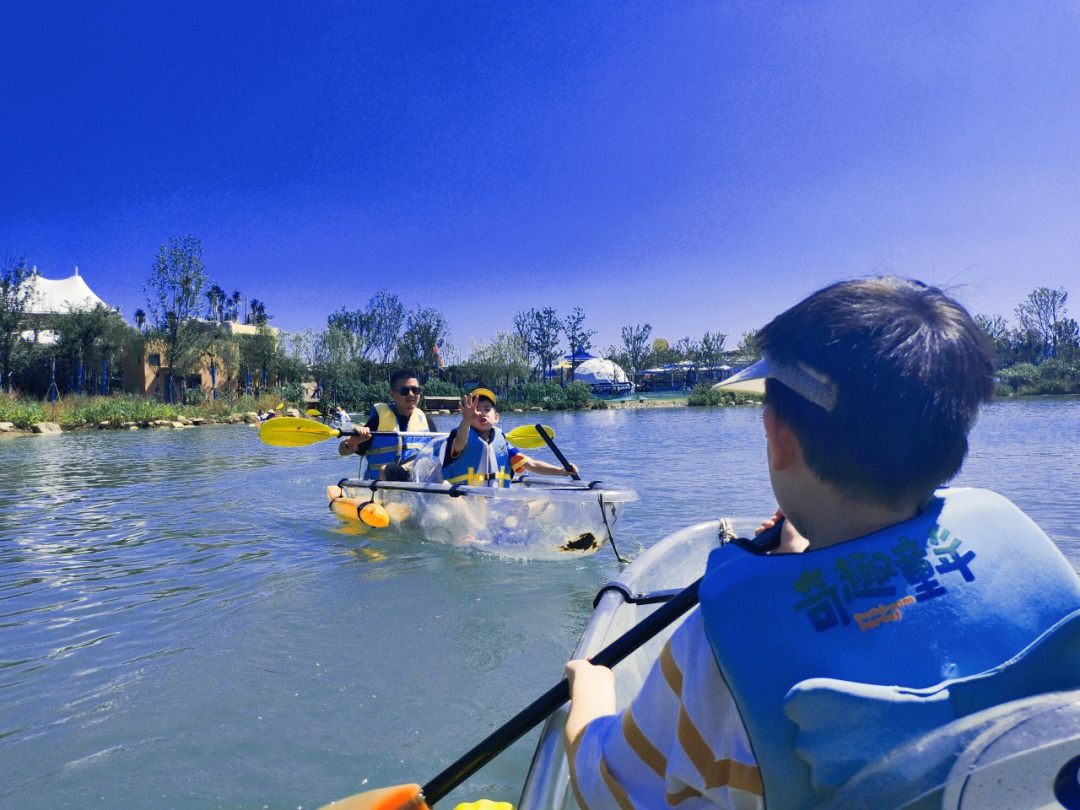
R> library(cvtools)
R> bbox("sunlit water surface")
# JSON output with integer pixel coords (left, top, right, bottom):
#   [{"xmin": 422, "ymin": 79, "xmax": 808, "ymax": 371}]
[{"xmin": 2, "ymin": 398, "xmax": 1078, "ymax": 808}]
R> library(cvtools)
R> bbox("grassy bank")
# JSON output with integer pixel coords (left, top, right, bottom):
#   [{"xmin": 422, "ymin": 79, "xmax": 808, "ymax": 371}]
[
  {"xmin": 996, "ymin": 361, "xmax": 1080, "ymax": 396},
  {"xmin": 0, "ymin": 393, "xmax": 287, "ymax": 430}
]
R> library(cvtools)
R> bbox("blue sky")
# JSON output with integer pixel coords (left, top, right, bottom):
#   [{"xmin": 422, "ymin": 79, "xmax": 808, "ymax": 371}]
[{"xmin": 4, "ymin": 1, "xmax": 1079, "ymax": 356}]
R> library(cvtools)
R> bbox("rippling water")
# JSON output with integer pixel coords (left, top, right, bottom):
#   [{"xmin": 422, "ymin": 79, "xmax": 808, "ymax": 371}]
[{"xmin": 1, "ymin": 398, "xmax": 1078, "ymax": 808}]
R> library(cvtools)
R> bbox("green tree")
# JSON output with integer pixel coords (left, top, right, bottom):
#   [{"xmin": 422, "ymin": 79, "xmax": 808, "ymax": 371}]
[
  {"xmin": 466, "ymin": 331, "xmax": 530, "ymax": 392},
  {"xmin": 1015, "ymin": 287, "xmax": 1068, "ymax": 360},
  {"xmin": 563, "ymin": 307, "xmax": 595, "ymax": 381},
  {"xmin": 735, "ymin": 329, "xmax": 762, "ymax": 364},
  {"xmin": 0, "ymin": 256, "xmax": 35, "ymax": 393},
  {"xmin": 55, "ymin": 304, "xmax": 129, "ymax": 394},
  {"xmin": 327, "ymin": 307, "xmax": 373, "ymax": 362},
  {"xmin": 975, "ymin": 314, "xmax": 1012, "ymax": 367},
  {"xmin": 367, "ymin": 290, "xmax": 406, "ymax": 364},
  {"xmin": 620, "ymin": 323, "xmax": 652, "ymax": 388},
  {"xmin": 237, "ymin": 327, "xmax": 278, "ymax": 393},
  {"xmin": 397, "ymin": 306, "xmax": 451, "ymax": 381},
  {"xmin": 249, "ymin": 298, "xmax": 270, "ymax": 326},
  {"xmin": 531, "ymin": 307, "xmax": 562, "ymax": 381},
  {"xmin": 513, "ymin": 309, "xmax": 536, "ymax": 377},
  {"xmin": 142, "ymin": 236, "xmax": 208, "ymax": 401},
  {"xmin": 205, "ymin": 283, "xmax": 226, "ymax": 323},
  {"xmin": 698, "ymin": 331, "xmax": 727, "ymax": 367}
]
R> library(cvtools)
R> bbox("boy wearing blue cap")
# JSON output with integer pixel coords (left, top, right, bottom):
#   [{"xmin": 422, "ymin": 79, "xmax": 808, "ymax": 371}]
[{"xmin": 442, "ymin": 388, "xmax": 577, "ymax": 487}]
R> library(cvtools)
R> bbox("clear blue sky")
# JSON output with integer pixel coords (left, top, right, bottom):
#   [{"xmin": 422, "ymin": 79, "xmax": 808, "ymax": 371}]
[{"xmin": 4, "ymin": 1, "xmax": 1079, "ymax": 355}]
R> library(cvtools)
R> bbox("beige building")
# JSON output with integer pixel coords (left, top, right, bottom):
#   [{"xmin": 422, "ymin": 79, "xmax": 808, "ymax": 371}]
[{"xmin": 123, "ymin": 321, "xmax": 278, "ymax": 398}]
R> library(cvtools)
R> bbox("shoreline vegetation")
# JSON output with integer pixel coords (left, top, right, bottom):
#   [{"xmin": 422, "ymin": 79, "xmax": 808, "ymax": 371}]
[
  {"xmin": 4, "ymin": 242, "xmax": 1077, "ymax": 427},
  {"xmin": 4, "ymin": 376, "xmax": 1075, "ymax": 439}
]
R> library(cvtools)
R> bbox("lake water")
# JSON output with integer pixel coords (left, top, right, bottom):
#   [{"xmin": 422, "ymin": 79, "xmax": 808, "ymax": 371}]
[{"xmin": 2, "ymin": 398, "xmax": 1078, "ymax": 809}]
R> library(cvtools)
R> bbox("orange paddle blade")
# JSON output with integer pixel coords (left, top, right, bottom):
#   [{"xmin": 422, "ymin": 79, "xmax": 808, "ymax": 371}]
[{"xmin": 320, "ymin": 783, "xmax": 428, "ymax": 810}]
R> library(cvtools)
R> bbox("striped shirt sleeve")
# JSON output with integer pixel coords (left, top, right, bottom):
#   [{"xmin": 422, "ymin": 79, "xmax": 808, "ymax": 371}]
[{"xmin": 569, "ymin": 607, "xmax": 764, "ymax": 810}]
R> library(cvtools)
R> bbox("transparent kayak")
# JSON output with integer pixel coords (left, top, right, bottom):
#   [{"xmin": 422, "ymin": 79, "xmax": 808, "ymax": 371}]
[
  {"xmin": 326, "ymin": 475, "xmax": 638, "ymax": 560},
  {"xmin": 518, "ymin": 520, "xmax": 1080, "ymax": 810},
  {"xmin": 520, "ymin": 519, "xmax": 740, "ymax": 809}
]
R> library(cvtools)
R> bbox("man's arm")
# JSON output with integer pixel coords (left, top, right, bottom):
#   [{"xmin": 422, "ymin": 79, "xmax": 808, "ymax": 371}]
[{"xmin": 339, "ymin": 411, "xmax": 378, "ymax": 456}]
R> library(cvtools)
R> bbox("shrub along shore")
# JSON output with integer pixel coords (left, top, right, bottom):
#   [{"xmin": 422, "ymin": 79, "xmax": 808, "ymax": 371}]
[{"xmin": 2, "ymin": 366, "xmax": 1074, "ymax": 437}]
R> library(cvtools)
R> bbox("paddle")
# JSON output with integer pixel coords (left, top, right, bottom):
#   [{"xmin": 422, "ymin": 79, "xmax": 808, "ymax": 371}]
[
  {"xmin": 321, "ymin": 576, "xmax": 705, "ymax": 810},
  {"xmin": 259, "ymin": 416, "xmax": 549, "ymax": 450},
  {"xmin": 534, "ymin": 423, "xmax": 580, "ymax": 481}
]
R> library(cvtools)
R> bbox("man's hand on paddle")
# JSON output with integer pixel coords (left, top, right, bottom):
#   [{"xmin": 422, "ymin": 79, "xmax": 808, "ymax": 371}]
[{"xmin": 339, "ymin": 426, "xmax": 372, "ymax": 455}]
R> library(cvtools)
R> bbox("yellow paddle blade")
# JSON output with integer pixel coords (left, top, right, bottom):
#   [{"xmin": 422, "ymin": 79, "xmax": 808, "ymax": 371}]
[
  {"xmin": 306, "ymin": 408, "xmax": 322, "ymax": 416},
  {"xmin": 504, "ymin": 424, "xmax": 552, "ymax": 450},
  {"xmin": 259, "ymin": 416, "xmax": 341, "ymax": 447},
  {"xmin": 360, "ymin": 502, "xmax": 390, "ymax": 528},
  {"xmin": 320, "ymin": 783, "xmax": 427, "ymax": 810},
  {"xmin": 276, "ymin": 402, "xmax": 285, "ymax": 409},
  {"xmin": 452, "ymin": 802, "xmax": 513, "ymax": 810}
]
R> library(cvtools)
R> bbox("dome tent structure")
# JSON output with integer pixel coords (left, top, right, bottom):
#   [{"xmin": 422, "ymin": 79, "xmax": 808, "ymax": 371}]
[{"xmin": 571, "ymin": 358, "xmax": 630, "ymax": 395}]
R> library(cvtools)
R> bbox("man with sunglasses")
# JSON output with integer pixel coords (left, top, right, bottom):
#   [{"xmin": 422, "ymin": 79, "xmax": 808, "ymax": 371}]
[{"xmin": 338, "ymin": 368, "xmax": 438, "ymax": 481}]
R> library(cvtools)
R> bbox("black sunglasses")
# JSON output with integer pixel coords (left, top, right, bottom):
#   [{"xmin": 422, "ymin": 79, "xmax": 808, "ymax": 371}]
[{"xmin": 396, "ymin": 386, "xmax": 422, "ymax": 395}]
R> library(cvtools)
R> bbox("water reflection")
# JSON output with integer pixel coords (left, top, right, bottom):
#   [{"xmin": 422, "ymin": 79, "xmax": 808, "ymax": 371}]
[{"xmin": 0, "ymin": 398, "xmax": 1076, "ymax": 808}]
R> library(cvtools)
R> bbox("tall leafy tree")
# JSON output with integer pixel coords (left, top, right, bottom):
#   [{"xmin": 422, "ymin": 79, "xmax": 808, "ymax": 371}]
[
  {"xmin": 513, "ymin": 309, "xmax": 536, "ymax": 376},
  {"xmin": 327, "ymin": 306, "xmax": 373, "ymax": 362},
  {"xmin": 531, "ymin": 307, "xmax": 562, "ymax": 380},
  {"xmin": 619, "ymin": 322, "xmax": 652, "ymax": 386},
  {"xmin": 698, "ymin": 331, "xmax": 727, "ymax": 366},
  {"xmin": 142, "ymin": 236, "xmax": 208, "ymax": 401},
  {"xmin": 1015, "ymin": 287, "xmax": 1068, "ymax": 360},
  {"xmin": 367, "ymin": 290, "xmax": 406, "ymax": 364},
  {"xmin": 735, "ymin": 329, "xmax": 762, "ymax": 364},
  {"xmin": 0, "ymin": 256, "xmax": 35, "ymax": 393},
  {"xmin": 397, "ymin": 306, "xmax": 451, "ymax": 381},
  {"xmin": 205, "ymin": 284, "xmax": 226, "ymax": 322},
  {"xmin": 466, "ymin": 331, "xmax": 530, "ymax": 392},
  {"xmin": 562, "ymin": 307, "xmax": 595, "ymax": 380},
  {"xmin": 133, "ymin": 308, "xmax": 147, "ymax": 331},
  {"xmin": 975, "ymin": 314, "xmax": 1012, "ymax": 367},
  {"xmin": 249, "ymin": 298, "xmax": 270, "ymax": 326}
]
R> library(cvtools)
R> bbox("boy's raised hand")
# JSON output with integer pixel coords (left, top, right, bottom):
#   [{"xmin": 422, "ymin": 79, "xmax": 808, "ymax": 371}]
[{"xmin": 460, "ymin": 393, "xmax": 480, "ymax": 423}]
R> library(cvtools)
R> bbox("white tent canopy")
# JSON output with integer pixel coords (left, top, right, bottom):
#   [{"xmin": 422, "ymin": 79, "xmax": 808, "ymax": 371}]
[
  {"xmin": 572, "ymin": 358, "xmax": 629, "ymax": 389},
  {"xmin": 24, "ymin": 267, "xmax": 109, "ymax": 315}
]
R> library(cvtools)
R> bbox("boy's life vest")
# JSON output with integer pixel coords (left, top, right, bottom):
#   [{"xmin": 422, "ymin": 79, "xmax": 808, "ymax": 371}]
[
  {"xmin": 362, "ymin": 402, "xmax": 434, "ymax": 480},
  {"xmin": 442, "ymin": 425, "xmax": 514, "ymax": 488},
  {"xmin": 698, "ymin": 488, "xmax": 1080, "ymax": 810}
]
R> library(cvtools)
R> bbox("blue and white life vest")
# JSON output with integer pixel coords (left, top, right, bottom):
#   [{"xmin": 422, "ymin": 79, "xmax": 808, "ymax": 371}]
[
  {"xmin": 442, "ymin": 426, "xmax": 513, "ymax": 488},
  {"xmin": 363, "ymin": 402, "xmax": 434, "ymax": 479},
  {"xmin": 698, "ymin": 488, "xmax": 1080, "ymax": 810}
]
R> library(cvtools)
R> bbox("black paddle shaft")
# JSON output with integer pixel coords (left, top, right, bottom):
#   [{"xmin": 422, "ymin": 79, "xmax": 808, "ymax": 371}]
[
  {"xmin": 421, "ymin": 577, "xmax": 702, "ymax": 804},
  {"xmin": 536, "ymin": 423, "xmax": 580, "ymax": 481}
]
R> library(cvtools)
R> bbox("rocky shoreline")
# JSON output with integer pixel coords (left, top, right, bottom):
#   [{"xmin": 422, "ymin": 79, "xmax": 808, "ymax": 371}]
[
  {"xmin": 0, "ymin": 397, "xmax": 706, "ymax": 440},
  {"xmin": 0, "ymin": 410, "xmax": 270, "ymax": 440}
]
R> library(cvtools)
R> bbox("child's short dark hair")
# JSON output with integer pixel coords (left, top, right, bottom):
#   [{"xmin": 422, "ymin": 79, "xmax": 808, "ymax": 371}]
[
  {"xmin": 389, "ymin": 368, "xmax": 420, "ymax": 388},
  {"xmin": 758, "ymin": 277, "xmax": 995, "ymax": 506}
]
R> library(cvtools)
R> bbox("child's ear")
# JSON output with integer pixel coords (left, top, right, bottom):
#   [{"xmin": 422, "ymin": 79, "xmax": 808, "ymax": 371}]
[
  {"xmin": 491, "ymin": 410, "xmax": 500, "ymax": 423},
  {"xmin": 763, "ymin": 405, "xmax": 801, "ymax": 472}
]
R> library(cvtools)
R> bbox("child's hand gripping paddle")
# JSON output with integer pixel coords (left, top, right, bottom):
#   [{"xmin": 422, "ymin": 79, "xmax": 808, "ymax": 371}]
[{"xmin": 319, "ymin": 578, "xmax": 704, "ymax": 809}]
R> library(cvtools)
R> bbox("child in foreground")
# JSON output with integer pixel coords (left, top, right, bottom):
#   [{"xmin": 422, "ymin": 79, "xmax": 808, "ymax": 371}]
[
  {"xmin": 564, "ymin": 277, "xmax": 1080, "ymax": 810},
  {"xmin": 439, "ymin": 388, "xmax": 577, "ymax": 487}
]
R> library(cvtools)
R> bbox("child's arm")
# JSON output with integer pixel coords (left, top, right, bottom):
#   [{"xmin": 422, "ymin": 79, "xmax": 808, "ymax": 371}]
[
  {"xmin": 449, "ymin": 394, "xmax": 479, "ymax": 460},
  {"xmin": 564, "ymin": 659, "xmax": 616, "ymax": 753},
  {"xmin": 519, "ymin": 457, "xmax": 578, "ymax": 477}
]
